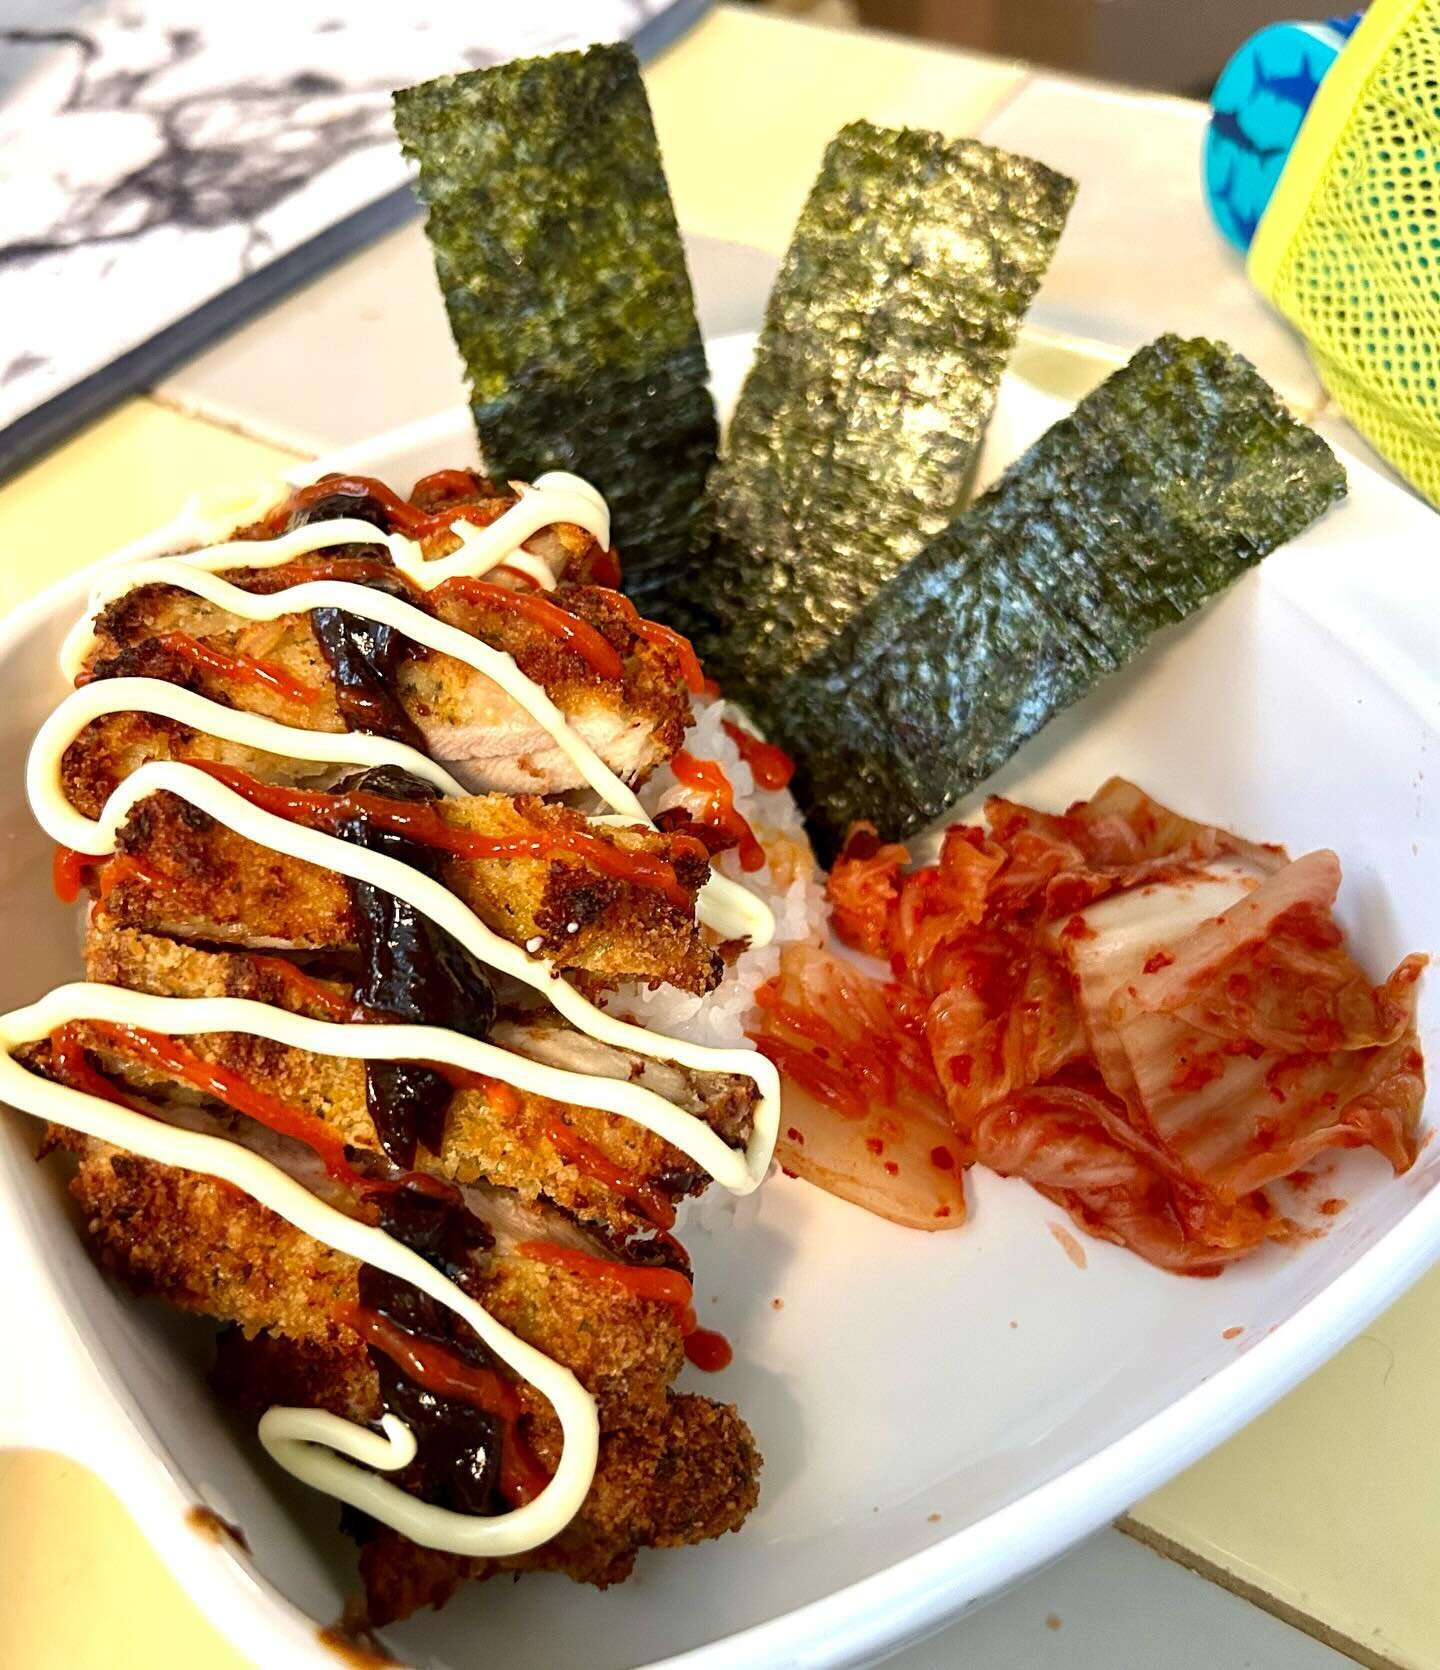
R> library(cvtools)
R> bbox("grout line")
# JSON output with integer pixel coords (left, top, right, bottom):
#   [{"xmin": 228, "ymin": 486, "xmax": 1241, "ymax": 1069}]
[
  {"xmin": 145, "ymin": 391, "xmax": 315, "ymax": 462},
  {"xmin": 1118, "ymin": 1517, "xmax": 1402, "ymax": 1670}
]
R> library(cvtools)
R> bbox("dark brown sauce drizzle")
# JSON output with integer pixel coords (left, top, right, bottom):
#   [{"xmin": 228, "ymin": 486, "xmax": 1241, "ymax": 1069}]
[
  {"xmin": 332, "ymin": 765, "xmax": 497, "ymax": 1171},
  {"xmin": 353, "ymin": 1187, "xmax": 509, "ymax": 1521},
  {"xmin": 287, "ymin": 494, "xmax": 430, "ymax": 750},
  {"xmin": 275, "ymin": 503, "xmax": 535, "ymax": 1505},
  {"xmin": 281, "ymin": 506, "xmax": 495, "ymax": 1178},
  {"xmin": 311, "ymin": 604, "xmax": 429, "ymax": 751}
]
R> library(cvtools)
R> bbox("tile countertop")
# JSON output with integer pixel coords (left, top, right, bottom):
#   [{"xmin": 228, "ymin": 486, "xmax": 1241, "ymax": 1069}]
[{"xmin": 0, "ymin": 5, "xmax": 1432, "ymax": 1668}]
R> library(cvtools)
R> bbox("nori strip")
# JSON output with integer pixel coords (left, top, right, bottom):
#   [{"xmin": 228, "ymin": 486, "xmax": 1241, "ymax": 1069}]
[
  {"xmin": 393, "ymin": 45, "xmax": 715, "ymax": 613},
  {"xmin": 689, "ymin": 120, "xmax": 1075, "ymax": 692},
  {"xmin": 769, "ymin": 335, "xmax": 1347, "ymax": 856}
]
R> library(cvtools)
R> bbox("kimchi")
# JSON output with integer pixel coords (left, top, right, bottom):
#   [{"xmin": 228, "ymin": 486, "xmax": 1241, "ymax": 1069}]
[{"xmin": 750, "ymin": 779, "xmax": 1426, "ymax": 1274}]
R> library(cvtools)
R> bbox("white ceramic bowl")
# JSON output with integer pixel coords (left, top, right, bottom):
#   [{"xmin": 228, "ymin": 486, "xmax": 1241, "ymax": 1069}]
[{"xmin": 2, "ymin": 336, "xmax": 1439, "ymax": 1670}]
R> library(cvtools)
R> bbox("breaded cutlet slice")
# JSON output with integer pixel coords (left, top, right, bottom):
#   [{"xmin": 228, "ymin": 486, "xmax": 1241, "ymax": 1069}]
[
  {"xmin": 86, "ymin": 928, "xmax": 756, "ymax": 1145},
  {"xmin": 81, "ymin": 573, "xmax": 692, "ymax": 796},
  {"xmin": 83, "ymin": 927, "xmax": 753, "ymax": 1238},
  {"xmin": 217, "ymin": 1329, "xmax": 760, "ymax": 1619},
  {"xmin": 51, "ymin": 1130, "xmax": 683, "ymax": 1423},
  {"xmin": 52, "ymin": 1133, "xmax": 759, "ymax": 1620},
  {"xmin": 81, "ymin": 786, "xmax": 722, "ymax": 994}
]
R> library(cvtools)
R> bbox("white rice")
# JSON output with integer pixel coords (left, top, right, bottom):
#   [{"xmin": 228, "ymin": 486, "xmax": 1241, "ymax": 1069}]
[{"xmin": 610, "ymin": 695, "xmax": 827, "ymax": 1049}]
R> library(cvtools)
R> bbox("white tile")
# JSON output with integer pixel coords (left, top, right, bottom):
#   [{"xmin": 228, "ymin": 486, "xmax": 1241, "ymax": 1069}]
[
  {"xmin": 978, "ymin": 77, "xmax": 1325, "ymax": 417},
  {"xmin": 877, "ymin": 1529, "xmax": 1350, "ymax": 1670},
  {"xmin": 155, "ymin": 218, "xmax": 460, "ymax": 457},
  {"xmin": 156, "ymin": 223, "xmax": 779, "ymax": 456}
]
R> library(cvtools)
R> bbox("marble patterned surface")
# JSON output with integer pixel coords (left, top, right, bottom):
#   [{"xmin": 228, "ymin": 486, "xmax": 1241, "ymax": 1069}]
[{"xmin": 0, "ymin": 0, "xmax": 685, "ymax": 439}]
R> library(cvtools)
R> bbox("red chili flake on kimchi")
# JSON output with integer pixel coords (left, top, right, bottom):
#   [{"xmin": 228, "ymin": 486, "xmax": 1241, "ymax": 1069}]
[
  {"xmin": 1169, "ymin": 1047, "xmax": 1225, "ymax": 1094},
  {"xmin": 751, "ymin": 777, "xmax": 1426, "ymax": 1275}
]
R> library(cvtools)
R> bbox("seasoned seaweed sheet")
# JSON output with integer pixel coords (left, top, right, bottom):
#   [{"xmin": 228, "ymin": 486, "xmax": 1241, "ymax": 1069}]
[
  {"xmin": 394, "ymin": 45, "xmax": 716, "ymax": 612},
  {"xmin": 690, "ymin": 120, "xmax": 1075, "ymax": 692},
  {"xmin": 771, "ymin": 335, "xmax": 1347, "ymax": 855}
]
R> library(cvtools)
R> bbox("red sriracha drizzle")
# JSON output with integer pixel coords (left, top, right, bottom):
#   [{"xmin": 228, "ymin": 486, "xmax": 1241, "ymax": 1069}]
[
  {"xmin": 628, "ymin": 616, "xmax": 705, "ymax": 694},
  {"xmin": 153, "ymin": 631, "xmax": 323, "ymax": 706},
  {"xmin": 50, "ymin": 1024, "xmax": 141, "ymax": 1109},
  {"xmin": 583, "ymin": 545, "xmax": 623, "ymax": 588},
  {"xmin": 52, "ymin": 846, "xmax": 98, "ymax": 904},
  {"xmin": 434, "ymin": 575, "xmax": 624, "ymax": 680},
  {"xmin": 682, "ymin": 1328, "xmax": 734, "ymax": 1372},
  {"xmin": 185, "ymin": 761, "xmax": 704, "ymax": 912},
  {"xmin": 82, "ymin": 1020, "xmax": 369, "ymax": 1186},
  {"xmin": 409, "ymin": 468, "xmax": 486, "ymax": 503},
  {"xmin": 53, "ymin": 1022, "xmax": 468, "ymax": 1209},
  {"xmin": 96, "ymin": 855, "xmax": 171, "ymax": 911},
  {"xmin": 720, "ymin": 719, "xmax": 795, "ymax": 791},
  {"xmin": 545, "ymin": 1117, "xmax": 677, "ymax": 1230},
  {"xmin": 340, "ymin": 1303, "xmax": 550, "ymax": 1506},
  {"xmin": 428, "ymin": 1069, "xmax": 523, "ymax": 1117},
  {"xmin": 517, "ymin": 1240, "xmax": 733, "ymax": 1372},
  {"xmin": 246, "ymin": 955, "xmax": 353, "ymax": 1020},
  {"xmin": 249, "ymin": 554, "xmax": 423, "ymax": 594},
  {"xmin": 284, "ymin": 473, "xmax": 504, "ymax": 543},
  {"xmin": 607, "ymin": 593, "xmax": 707, "ymax": 695},
  {"xmin": 669, "ymin": 751, "xmax": 766, "ymax": 872},
  {"xmin": 54, "ymin": 848, "xmax": 172, "ymax": 910}
]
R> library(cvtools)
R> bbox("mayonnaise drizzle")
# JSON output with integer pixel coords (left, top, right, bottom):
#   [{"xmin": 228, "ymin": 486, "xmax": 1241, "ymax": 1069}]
[
  {"xmin": 33, "ymin": 677, "xmax": 467, "ymax": 805},
  {"xmin": 155, "ymin": 470, "xmax": 605, "ymax": 593},
  {"xmin": 8, "ymin": 470, "xmax": 781, "ymax": 1556}
]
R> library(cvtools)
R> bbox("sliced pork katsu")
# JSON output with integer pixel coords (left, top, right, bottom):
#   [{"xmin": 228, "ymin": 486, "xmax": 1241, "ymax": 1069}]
[
  {"xmin": 69, "ymin": 773, "xmax": 723, "ymax": 995},
  {"xmin": 78, "ymin": 927, "xmax": 755, "ymax": 1239},
  {"xmin": 78, "ymin": 469, "xmax": 695, "ymax": 796},
  {"xmin": 48, "ymin": 1128, "xmax": 759, "ymax": 1620},
  {"xmin": 13, "ymin": 461, "xmax": 778, "ymax": 1629}
]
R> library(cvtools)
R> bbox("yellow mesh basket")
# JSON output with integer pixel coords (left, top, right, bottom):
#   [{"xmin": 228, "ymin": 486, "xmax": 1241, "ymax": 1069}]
[{"xmin": 1249, "ymin": 0, "xmax": 1440, "ymax": 504}]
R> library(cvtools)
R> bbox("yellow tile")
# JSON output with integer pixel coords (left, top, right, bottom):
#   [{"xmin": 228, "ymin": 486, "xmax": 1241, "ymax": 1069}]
[
  {"xmin": 646, "ymin": 4, "xmax": 1026, "ymax": 251},
  {"xmin": 0, "ymin": 1451, "xmax": 252, "ymax": 1670},
  {"xmin": 0, "ymin": 399, "xmax": 302, "ymax": 614},
  {"xmin": 1128, "ymin": 1262, "xmax": 1440, "ymax": 1667}
]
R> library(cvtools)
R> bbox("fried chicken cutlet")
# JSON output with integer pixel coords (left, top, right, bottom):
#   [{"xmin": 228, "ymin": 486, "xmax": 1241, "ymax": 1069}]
[
  {"xmin": 69, "ymin": 776, "xmax": 723, "ymax": 995},
  {"xmin": 77, "ymin": 926, "xmax": 754, "ymax": 1240},
  {"xmin": 48, "ymin": 1127, "xmax": 759, "ymax": 1622},
  {"xmin": 20, "ymin": 462, "xmax": 772, "ymax": 1628}
]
